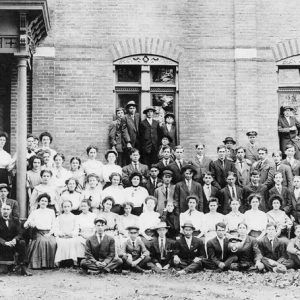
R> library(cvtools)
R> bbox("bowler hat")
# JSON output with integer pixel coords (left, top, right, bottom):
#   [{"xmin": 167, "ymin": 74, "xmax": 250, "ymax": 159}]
[
  {"xmin": 181, "ymin": 164, "xmax": 197, "ymax": 174},
  {"xmin": 164, "ymin": 112, "xmax": 175, "ymax": 120},
  {"xmin": 126, "ymin": 225, "xmax": 140, "ymax": 231},
  {"xmin": 94, "ymin": 216, "xmax": 107, "ymax": 225},
  {"xmin": 143, "ymin": 106, "xmax": 155, "ymax": 114},
  {"xmin": 181, "ymin": 222, "xmax": 195, "ymax": 230},
  {"xmin": 223, "ymin": 137, "xmax": 236, "ymax": 145},
  {"xmin": 0, "ymin": 183, "xmax": 10, "ymax": 192},
  {"xmin": 246, "ymin": 130, "xmax": 258, "ymax": 136},
  {"xmin": 153, "ymin": 222, "xmax": 170, "ymax": 230},
  {"xmin": 125, "ymin": 101, "xmax": 138, "ymax": 109}
]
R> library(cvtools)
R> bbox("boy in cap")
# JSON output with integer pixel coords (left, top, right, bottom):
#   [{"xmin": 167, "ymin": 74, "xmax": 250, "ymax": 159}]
[
  {"xmin": 139, "ymin": 106, "xmax": 162, "ymax": 167},
  {"xmin": 160, "ymin": 112, "xmax": 177, "ymax": 149},
  {"xmin": 120, "ymin": 225, "xmax": 151, "ymax": 273},
  {"xmin": 108, "ymin": 107, "xmax": 132, "ymax": 166},
  {"xmin": 0, "ymin": 184, "xmax": 19, "ymax": 218},
  {"xmin": 174, "ymin": 164, "xmax": 203, "ymax": 213},
  {"xmin": 148, "ymin": 222, "xmax": 175, "ymax": 273},
  {"xmin": 144, "ymin": 164, "xmax": 162, "ymax": 196},
  {"xmin": 81, "ymin": 216, "xmax": 122, "ymax": 274},
  {"xmin": 173, "ymin": 221, "xmax": 207, "ymax": 275},
  {"xmin": 245, "ymin": 130, "xmax": 259, "ymax": 163}
]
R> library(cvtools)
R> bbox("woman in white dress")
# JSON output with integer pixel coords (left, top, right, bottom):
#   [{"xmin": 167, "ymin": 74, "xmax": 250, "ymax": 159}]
[
  {"xmin": 26, "ymin": 155, "xmax": 42, "ymax": 198},
  {"xmin": 0, "ymin": 132, "xmax": 13, "ymax": 185},
  {"xmin": 225, "ymin": 199, "xmax": 245, "ymax": 237},
  {"xmin": 180, "ymin": 195, "xmax": 205, "ymax": 237},
  {"xmin": 244, "ymin": 193, "xmax": 268, "ymax": 240},
  {"xmin": 24, "ymin": 193, "xmax": 57, "ymax": 269},
  {"xmin": 118, "ymin": 201, "xmax": 139, "ymax": 237},
  {"xmin": 101, "ymin": 172, "xmax": 126, "ymax": 214},
  {"xmin": 82, "ymin": 145, "xmax": 103, "ymax": 180},
  {"xmin": 124, "ymin": 172, "xmax": 149, "ymax": 216},
  {"xmin": 101, "ymin": 150, "xmax": 122, "ymax": 188},
  {"xmin": 54, "ymin": 200, "xmax": 81, "ymax": 266},
  {"xmin": 69, "ymin": 157, "xmax": 85, "ymax": 190},
  {"xmin": 29, "ymin": 169, "xmax": 59, "ymax": 214},
  {"xmin": 76, "ymin": 200, "xmax": 96, "ymax": 259},
  {"xmin": 82, "ymin": 173, "xmax": 102, "ymax": 213}
]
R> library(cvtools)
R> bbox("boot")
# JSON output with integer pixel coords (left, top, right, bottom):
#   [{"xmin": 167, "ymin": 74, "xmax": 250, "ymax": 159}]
[{"xmin": 20, "ymin": 264, "xmax": 32, "ymax": 276}]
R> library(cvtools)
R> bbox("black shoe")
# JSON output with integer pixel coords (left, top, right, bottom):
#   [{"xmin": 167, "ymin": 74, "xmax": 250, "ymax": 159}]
[{"xmin": 20, "ymin": 266, "xmax": 32, "ymax": 276}]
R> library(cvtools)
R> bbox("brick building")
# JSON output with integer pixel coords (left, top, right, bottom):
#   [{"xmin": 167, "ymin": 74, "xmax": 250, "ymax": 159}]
[{"xmin": 1, "ymin": 0, "xmax": 300, "ymax": 216}]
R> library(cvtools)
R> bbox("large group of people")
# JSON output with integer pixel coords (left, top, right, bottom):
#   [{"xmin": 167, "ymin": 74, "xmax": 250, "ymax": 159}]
[{"xmin": 1, "ymin": 102, "xmax": 300, "ymax": 277}]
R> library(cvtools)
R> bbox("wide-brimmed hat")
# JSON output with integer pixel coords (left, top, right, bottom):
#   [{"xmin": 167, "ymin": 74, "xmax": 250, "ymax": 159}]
[
  {"xmin": 181, "ymin": 222, "xmax": 195, "ymax": 230},
  {"xmin": 125, "ymin": 101, "xmax": 138, "ymax": 109},
  {"xmin": 223, "ymin": 137, "xmax": 236, "ymax": 145},
  {"xmin": 94, "ymin": 216, "xmax": 107, "ymax": 225},
  {"xmin": 164, "ymin": 112, "xmax": 175, "ymax": 120},
  {"xmin": 0, "ymin": 183, "xmax": 10, "ymax": 192},
  {"xmin": 153, "ymin": 222, "xmax": 170, "ymax": 230},
  {"xmin": 143, "ymin": 106, "xmax": 155, "ymax": 114},
  {"xmin": 126, "ymin": 225, "xmax": 140, "ymax": 231},
  {"xmin": 246, "ymin": 130, "xmax": 258, "ymax": 136},
  {"xmin": 181, "ymin": 164, "xmax": 197, "ymax": 175}
]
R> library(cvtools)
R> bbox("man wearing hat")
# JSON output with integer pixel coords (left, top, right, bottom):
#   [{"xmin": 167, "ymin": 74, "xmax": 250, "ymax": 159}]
[
  {"xmin": 244, "ymin": 130, "xmax": 259, "ymax": 163},
  {"xmin": 278, "ymin": 105, "xmax": 300, "ymax": 159},
  {"xmin": 147, "ymin": 222, "xmax": 175, "ymax": 273},
  {"xmin": 160, "ymin": 112, "xmax": 177, "ymax": 149},
  {"xmin": 173, "ymin": 221, "xmax": 207, "ymax": 275},
  {"xmin": 81, "ymin": 216, "xmax": 122, "ymax": 274},
  {"xmin": 154, "ymin": 169, "xmax": 175, "ymax": 215},
  {"xmin": 125, "ymin": 101, "xmax": 141, "ymax": 163},
  {"xmin": 120, "ymin": 224, "xmax": 151, "ymax": 273},
  {"xmin": 174, "ymin": 164, "xmax": 203, "ymax": 213},
  {"xmin": 223, "ymin": 137, "xmax": 236, "ymax": 162},
  {"xmin": 109, "ymin": 107, "xmax": 132, "ymax": 166},
  {"xmin": 139, "ymin": 106, "xmax": 162, "ymax": 167},
  {"xmin": 0, "ymin": 183, "xmax": 19, "ymax": 218}
]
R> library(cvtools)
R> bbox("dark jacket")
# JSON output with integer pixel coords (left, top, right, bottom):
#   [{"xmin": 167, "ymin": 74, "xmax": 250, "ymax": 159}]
[
  {"xmin": 167, "ymin": 160, "xmax": 188, "ymax": 184},
  {"xmin": 235, "ymin": 236, "xmax": 262, "ymax": 264},
  {"xmin": 251, "ymin": 159, "xmax": 275, "ymax": 189},
  {"xmin": 160, "ymin": 124, "xmax": 176, "ymax": 148},
  {"xmin": 122, "ymin": 162, "xmax": 149, "ymax": 186},
  {"xmin": 218, "ymin": 185, "xmax": 243, "ymax": 214},
  {"xmin": 242, "ymin": 183, "xmax": 268, "ymax": 212},
  {"xmin": 207, "ymin": 236, "xmax": 233, "ymax": 266},
  {"xmin": 125, "ymin": 113, "xmax": 140, "ymax": 149},
  {"xmin": 202, "ymin": 184, "xmax": 219, "ymax": 213},
  {"xmin": 268, "ymin": 186, "xmax": 292, "ymax": 213},
  {"xmin": 144, "ymin": 178, "xmax": 163, "ymax": 196},
  {"xmin": 160, "ymin": 210, "xmax": 180, "ymax": 239},
  {"xmin": 0, "ymin": 199, "xmax": 19, "ymax": 219},
  {"xmin": 139, "ymin": 119, "xmax": 161, "ymax": 154},
  {"xmin": 258, "ymin": 236, "xmax": 288, "ymax": 261},
  {"xmin": 149, "ymin": 237, "xmax": 175, "ymax": 265},
  {"xmin": 108, "ymin": 118, "xmax": 131, "ymax": 152}
]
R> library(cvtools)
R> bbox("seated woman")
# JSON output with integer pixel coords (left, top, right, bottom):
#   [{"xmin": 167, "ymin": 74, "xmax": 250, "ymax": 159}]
[
  {"xmin": 267, "ymin": 195, "xmax": 293, "ymax": 241},
  {"xmin": 37, "ymin": 131, "xmax": 57, "ymax": 165},
  {"xmin": 26, "ymin": 155, "xmax": 43, "ymax": 199},
  {"xmin": 82, "ymin": 173, "xmax": 102, "ymax": 214},
  {"xmin": 138, "ymin": 196, "xmax": 160, "ymax": 244},
  {"xmin": 229, "ymin": 222, "xmax": 264, "ymax": 271},
  {"xmin": 51, "ymin": 153, "xmax": 72, "ymax": 194},
  {"xmin": 244, "ymin": 193, "xmax": 268, "ymax": 240},
  {"xmin": 118, "ymin": 201, "xmax": 139, "ymax": 237},
  {"xmin": 0, "ymin": 132, "xmax": 13, "ymax": 185},
  {"xmin": 225, "ymin": 199, "xmax": 245, "ymax": 237},
  {"xmin": 101, "ymin": 172, "xmax": 126, "ymax": 214},
  {"xmin": 179, "ymin": 195, "xmax": 204, "ymax": 237},
  {"xmin": 60, "ymin": 178, "xmax": 83, "ymax": 215},
  {"xmin": 102, "ymin": 150, "xmax": 122, "ymax": 188},
  {"xmin": 98, "ymin": 196, "xmax": 119, "ymax": 236},
  {"xmin": 82, "ymin": 145, "xmax": 103, "ymax": 180},
  {"xmin": 29, "ymin": 169, "xmax": 59, "ymax": 214},
  {"xmin": 54, "ymin": 200, "xmax": 81, "ymax": 267},
  {"xmin": 24, "ymin": 193, "xmax": 57, "ymax": 269},
  {"xmin": 123, "ymin": 172, "xmax": 149, "ymax": 216},
  {"xmin": 69, "ymin": 157, "xmax": 85, "ymax": 190},
  {"xmin": 287, "ymin": 224, "xmax": 300, "ymax": 269},
  {"xmin": 201, "ymin": 197, "xmax": 225, "ymax": 241},
  {"xmin": 76, "ymin": 200, "xmax": 97, "ymax": 260}
]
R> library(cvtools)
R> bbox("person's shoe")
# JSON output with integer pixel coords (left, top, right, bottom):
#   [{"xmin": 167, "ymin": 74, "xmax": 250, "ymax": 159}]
[
  {"xmin": 273, "ymin": 266, "xmax": 286, "ymax": 274},
  {"xmin": 175, "ymin": 270, "xmax": 186, "ymax": 276},
  {"xmin": 20, "ymin": 266, "xmax": 32, "ymax": 276},
  {"xmin": 121, "ymin": 269, "xmax": 130, "ymax": 275},
  {"xmin": 87, "ymin": 269, "xmax": 100, "ymax": 275}
]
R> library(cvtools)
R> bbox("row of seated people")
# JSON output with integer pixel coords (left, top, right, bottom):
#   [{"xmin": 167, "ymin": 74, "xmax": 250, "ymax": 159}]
[{"xmin": 1, "ymin": 189, "xmax": 300, "ymax": 276}]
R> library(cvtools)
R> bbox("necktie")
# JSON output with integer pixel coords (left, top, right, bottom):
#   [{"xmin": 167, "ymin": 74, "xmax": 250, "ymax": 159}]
[
  {"xmin": 5, "ymin": 219, "xmax": 8, "ymax": 227},
  {"xmin": 187, "ymin": 181, "xmax": 191, "ymax": 191},
  {"xmin": 257, "ymin": 161, "xmax": 262, "ymax": 169},
  {"xmin": 153, "ymin": 180, "xmax": 157, "ymax": 188},
  {"xmin": 276, "ymin": 163, "xmax": 279, "ymax": 171},
  {"xmin": 178, "ymin": 160, "xmax": 182, "ymax": 169},
  {"xmin": 220, "ymin": 239, "xmax": 224, "ymax": 259},
  {"xmin": 222, "ymin": 160, "xmax": 225, "ymax": 169},
  {"xmin": 231, "ymin": 187, "xmax": 236, "ymax": 198},
  {"xmin": 134, "ymin": 163, "xmax": 138, "ymax": 171},
  {"xmin": 165, "ymin": 186, "xmax": 168, "ymax": 200},
  {"xmin": 240, "ymin": 161, "xmax": 243, "ymax": 169},
  {"xmin": 160, "ymin": 239, "xmax": 165, "ymax": 259},
  {"xmin": 132, "ymin": 241, "xmax": 135, "ymax": 248}
]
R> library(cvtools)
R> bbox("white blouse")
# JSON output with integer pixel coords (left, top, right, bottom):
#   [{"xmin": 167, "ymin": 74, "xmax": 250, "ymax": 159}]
[
  {"xmin": 139, "ymin": 211, "xmax": 160, "ymax": 233},
  {"xmin": 102, "ymin": 164, "xmax": 122, "ymax": 183},
  {"xmin": 124, "ymin": 186, "xmax": 149, "ymax": 207},
  {"xmin": 101, "ymin": 185, "xmax": 126, "ymax": 205},
  {"xmin": 0, "ymin": 149, "xmax": 12, "ymax": 169},
  {"xmin": 24, "ymin": 208, "xmax": 56, "ymax": 231},
  {"xmin": 82, "ymin": 186, "xmax": 102, "ymax": 211},
  {"xmin": 225, "ymin": 211, "xmax": 245, "ymax": 232},
  {"xmin": 244, "ymin": 209, "xmax": 268, "ymax": 232},
  {"xmin": 180, "ymin": 210, "xmax": 205, "ymax": 232},
  {"xmin": 60, "ymin": 190, "xmax": 83, "ymax": 210},
  {"xmin": 82, "ymin": 159, "xmax": 103, "ymax": 180},
  {"xmin": 77, "ymin": 212, "xmax": 96, "ymax": 237}
]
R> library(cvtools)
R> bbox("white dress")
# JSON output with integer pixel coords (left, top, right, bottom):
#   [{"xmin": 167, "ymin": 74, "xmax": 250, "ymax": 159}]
[
  {"xmin": 54, "ymin": 213, "xmax": 81, "ymax": 264},
  {"xmin": 102, "ymin": 164, "xmax": 122, "ymax": 183},
  {"xmin": 82, "ymin": 186, "xmax": 102, "ymax": 213},
  {"xmin": 139, "ymin": 211, "xmax": 160, "ymax": 234},
  {"xmin": 51, "ymin": 167, "xmax": 72, "ymax": 193},
  {"xmin": 202, "ymin": 212, "xmax": 225, "ymax": 241},
  {"xmin": 82, "ymin": 159, "xmax": 103, "ymax": 180},
  {"xmin": 59, "ymin": 190, "xmax": 83, "ymax": 211},
  {"xmin": 101, "ymin": 185, "xmax": 126, "ymax": 206},
  {"xmin": 123, "ymin": 186, "xmax": 149, "ymax": 208},
  {"xmin": 180, "ymin": 210, "xmax": 205, "ymax": 233}
]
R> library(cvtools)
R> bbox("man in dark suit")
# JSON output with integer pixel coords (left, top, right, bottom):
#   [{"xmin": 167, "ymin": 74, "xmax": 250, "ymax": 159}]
[
  {"xmin": 206, "ymin": 222, "xmax": 238, "ymax": 271},
  {"xmin": 0, "ymin": 184, "xmax": 19, "ymax": 218},
  {"xmin": 108, "ymin": 107, "xmax": 132, "ymax": 166},
  {"xmin": 235, "ymin": 146, "xmax": 252, "ymax": 188},
  {"xmin": 290, "ymin": 176, "xmax": 300, "ymax": 224},
  {"xmin": 174, "ymin": 164, "xmax": 204, "ymax": 213},
  {"xmin": 139, "ymin": 106, "xmax": 161, "ymax": 167},
  {"xmin": 144, "ymin": 164, "xmax": 162, "ymax": 196},
  {"xmin": 168, "ymin": 145, "xmax": 188, "ymax": 184},
  {"xmin": 160, "ymin": 112, "xmax": 177, "ymax": 149},
  {"xmin": 122, "ymin": 148, "xmax": 149, "ymax": 187},
  {"xmin": 148, "ymin": 222, "xmax": 175, "ymax": 273},
  {"xmin": 191, "ymin": 143, "xmax": 212, "ymax": 183},
  {"xmin": 252, "ymin": 147, "xmax": 275, "ymax": 189},
  {"xmin": 242, "ymin": 170, "xmax": 268, "ymax": 212},
  {"xmin": 209, "ymin": 145, "xmax": 236, "ymax": 189},
  {"xmin": 81, "ymin": 216, "xmax": 122, "ymax": 274},
  {"xmin": 218, "ymin": 172, "xmax": 243, "ymax": 214},
  {"xmin": 282, "ymin": 143, "xmax": 300, "ymax": 176},
  {"xmin": 173, "ymin": 222, "xmax": 207, "ymax": 275},
  {"xmin": 0, "ymin": 204, "xmax": 30, "ymax": 276},
  {"xmin": 272, "ymin": 151, "xmax": 293, "ymax": 189},
  {"xmin": 120, "ymin": 225, "xmax": 151, "ymax": 273},
  {"xmin": 258, "ymin": 223, "xmax": 293, "ymax": 273},
  {"xmin": 156, "ymin": 145, "xmax": 174, "ymax": 172},
  {"xmin": 202, "ymin": 171, "xmax": 220, "ymax": 213}
]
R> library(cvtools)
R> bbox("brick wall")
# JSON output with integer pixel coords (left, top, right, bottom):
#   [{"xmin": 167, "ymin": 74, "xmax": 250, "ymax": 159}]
[{"xmin": 28, "ymin": 0, "xmax": 300, "ymax": 163}]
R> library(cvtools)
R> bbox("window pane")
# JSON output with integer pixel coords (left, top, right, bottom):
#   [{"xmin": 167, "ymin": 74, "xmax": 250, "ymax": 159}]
[
  {"xmin": 152, "ymin": 93, "xmax": 175, "ymax": 123},
  {"xmin": 152, "ymin": 66, "xmax": 175, "ymax": 84},
  {"xmin": 116, "ymin": 66, "xmax": 141, "ymax": 82},
  {"xmin": 117, "ymin": 93, "xmax": 140, "ymax": 112}
]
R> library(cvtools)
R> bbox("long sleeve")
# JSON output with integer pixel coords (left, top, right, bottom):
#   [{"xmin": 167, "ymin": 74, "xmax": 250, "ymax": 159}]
[
  {"xmin": 252, "ymin": 239, "xmax": 262, "ymax": 262},
  {"xmin": 104, "ymin": 238, "xmax": 116, "ymax": 265},
  {"xmin": 207, "ymin": 241, "xmax": 221, "ymax": 266},
  {"xmin": 84, "ymin": 239, "xmax": 97, "ymax": 263},
  {"xmin": 287, "ymin": 239, "xmax": 300, "ymax": 255},
  {"xmin": 108, "ymin": 122, "xmax": 117, "ymax": 147}
]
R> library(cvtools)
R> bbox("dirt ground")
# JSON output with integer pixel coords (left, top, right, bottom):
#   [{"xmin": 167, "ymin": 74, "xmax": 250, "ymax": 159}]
[{"xmin": 0, "ymin": 268, "xmax": 299, "ymax": 300}]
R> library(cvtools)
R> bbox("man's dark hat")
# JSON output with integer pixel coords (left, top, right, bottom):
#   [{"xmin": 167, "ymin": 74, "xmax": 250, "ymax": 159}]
[{"xmin": 223, "ymin": 137, "xmax": 236, "ymax": 145}]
